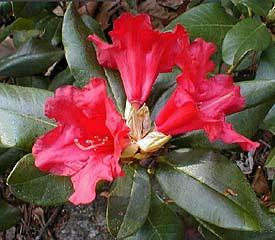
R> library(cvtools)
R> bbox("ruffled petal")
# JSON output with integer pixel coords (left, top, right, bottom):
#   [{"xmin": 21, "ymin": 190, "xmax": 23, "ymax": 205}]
[
  {"xmin": 33, "ymin": 78, "xmax": 130, "ymax": 205},
  {"xmin": 203, "ymin": 119, "xmax": 260, "ymax": 151},
  {"xmin": 33, "ymin": 125, "xmax": 91, "ymax": 176},
  {"xmin": 157, "ymin": 37, "xmax": 258, "ymax": 151},
  {"xmin": 177, "ymin": 38, "xmax": 216, "ymax": 86},
  {"xmin": 155, "ymin": 85, "xmax": 202, "ymax": 135},
  {"xmin": 89, "ymin": 13, "xmax": 188, "ymax": 105},
  {"xmin": 69, "ymin": 157, "xmax": 114, "ymax": 205},
  {"xmin": 198, "ymin": 75, "xmax": 245, "ymax": 118}
]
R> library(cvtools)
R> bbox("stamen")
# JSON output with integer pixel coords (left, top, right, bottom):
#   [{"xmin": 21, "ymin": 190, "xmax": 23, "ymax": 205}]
[{"xmin": 74, "ymin": 137, "xmax": 110, "ymax": 151}]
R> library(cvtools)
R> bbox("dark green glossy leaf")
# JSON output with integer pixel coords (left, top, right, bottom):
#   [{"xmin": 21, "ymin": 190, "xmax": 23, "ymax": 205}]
[
  {"xmin": 256, "ymin": 44, "xmax": 275, "ymax": 80},
  {"xmin": 0, "ymin": 18, "xmax": 34, "ymax": 43},
  {"xmin": 231, "ymin": 0, "xmax": 273, "ymax": 16},
  {"xmin": 147, "ymin": 70, "xmax": 178, "ymax": 112},
  {"xmin": 126, "ymin": 194, "xmax": 184, "ymax": 240},
  {"xmin": 13, "ymin": 29, "xmax": 42, "ymax": 48},
  {"xmin": 81, "ymin": 15, "xmax": 105, "ymax": 40},
  {"xmin": 107, "ymin": 165, "xmax": 151, "ymax": 239},
  {"xmin": 265, "ymin": 147, "xmax": 275, "ymax": 168},
  {"xmin": 43, "ymin": 16, "xmax": 62, "ymax": 46},
  {"xmin": 62, "ymin": 3, "xmax": 105, "ymax": 86},
  {"xmin": 16, "ymin": 75, "xmax": 50, "ymax": 89},
  {"xmin": 0, "ymin": 147, "xmax": 26, "ymax": 175},
  {"xmin": 48, "ymin": 68, "xmax": 75, "ymax": 91},
  {"xmin": 0, "ymin": 2, "xmax": 12, "ymax": 17},
  {"xmin": 0, "ymin": 198, "xmax": 21, "ymax": 231},
  {"xmin": 166, "ymin": 3, "xmax": 237, "ymax": 49},
  {"xmin": 156, "ymin": 149, "xmax": 272, "ymax": 230},
  {"xmin": 0, "ymin": 39, "xmax": 64, "ymax": 77},
  {"xmin": 13, "ymin": 2, "xmax": 57, "ymax": 18},
  {"xmin": 239, "ymin": 80, "xmax": 275, "ymax": 108},
  {"xmin": 0, "ymin": 83, "xmax": 54, "ymax": 150},
  {"xmin": 36, "ymin": 14, "xmax": 55, "ymax": 31},
  {"xmin": 199, "ymin": 218, "xmax": 275, "ymax": 240},
  {"xmin": 261, "ymin": 104, "xmax": 275, "ymax": 134},
  {"xmin": 7, "ymin": 154, "xmax": 73, "ymax": 206},
  {"xmin": 222, "ymin": 18, "xmax": 271, "ymax": 65}
]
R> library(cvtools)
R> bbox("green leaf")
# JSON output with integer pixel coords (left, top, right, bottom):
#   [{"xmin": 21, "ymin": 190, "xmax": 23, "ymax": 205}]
[
  {"xmin": 256, "ymin": 44, "xmax": 275, "ymax": 80},
  {"xmin": 156, "ymin": 149, "xmax": 271, "ymax": 230},
  {"xmin": 0, "ymin": 198, "xmax": 21, "ymax": 231},
  {"xmin": 13, "ymin": 29, "xmax": 42, "ymax": 48},
  {"xmin": 261, "ymin": 104, "xmax": 275, "ymax": 134},
  {"xmin": 0, "ymin": 18, "xmax": 35, "ymax": 43},
  {"xmin": 16, "ymin": 75, "xmax": 50, "ymax": 89},
  {"xmin": 36, "ymin": 14, "xmax": 55, "ymax": 31},
  {"xmin": 0, "ymin": 83, "xmax": 54, "ymax": 150},
  {"xmin": 0, "ymin": 147, "xmax": 26, "ymax": 175},
  {"xmin": 107, "ymin": 165, "xmax": 151, "ymax": 239},
  {"xmin": 43, "ymin": 16, "xmax": 62, "ymax": 46},
  {"xmin": 126, "ymin": 193, "xmax": 184, "ymax": 240},
  {"xmin": 81, "ymin": 15, "xmax": 105, "ymax": 40},
  {"xmin": 0, "ymin": 39, "xmax": 64, "ymax": 77},
  {"xmin": 239, "ymin": 80, "xmax": 275, "ymax": 108},
  {"xmin": 63, "ymin": 4, "xmax": 126, "ymax": 113},
  {"xmin": 265, "ymin": 147, "xmax": 275, "ymax": 168},
  {"xmin": 199, "ymin": 218, "xmax": 275, "ymax": 240},
  {"xmin": 231, "ymin": 0, "xmax": 273, "ymax": 16},
  {"xmin": 0, "ymin": 2, "xmax": 12, "ymax": 17},
  {"xmin": 62, "ymin": 3, "xmax": 105, "ymax": 85},
  {"xmin": 222, "ymin": 18, "xmax": 271, "ymax": 65},
  {"xmin": 7, "ymin": 154, "xmax": 73, "ymax": 206},
  {"xmin": 48, "ymin": 68, "xmax": 75, "ymax": 91},
  {"xmin": 13, "ymin": 2, "xmax": 57, "ymax": 18},
  {"xmin": 148, "ymin": 70, "xmax": 178, "ymax": 112},
  {"xmin": 166, "ymin": 3, "xmax": 237, "ymax": 49}
]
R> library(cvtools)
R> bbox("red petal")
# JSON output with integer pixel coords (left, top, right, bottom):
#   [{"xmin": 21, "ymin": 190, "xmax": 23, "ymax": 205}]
[
  {"xmin": 89, "ymin": 13, "xmax": 188, "ymax": 105},
  {"xmin": 33, "ymin": 125, "xmax": 90, "ymax": 176},
  {"xmin": 69, "ymin": 158, "xmax": 115, "ymax": 205},
  {"xmin": 198, "ymin": 74, "xmax": 245, "ymax": 118},
  {"xmin": 155, "ymin": 85, "xmax": 202, "ymax": 135},
  {"xmin": 203, "ymin": 119, "xmax": 260, "ymax": 151},
  {"xmin": 177, "ymin": 38, "xmax": 216, "ymax": 86}
]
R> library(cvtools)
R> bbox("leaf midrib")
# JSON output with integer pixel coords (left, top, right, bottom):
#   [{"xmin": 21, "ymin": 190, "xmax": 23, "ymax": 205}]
[
  {"xmin": 117, "ymin": 169, "xmax": 141, "ymax": 238},
  {"xmin": 186, "ymin": 24, "xmax": 235, "ymax": 27},
  {"xmin": 0, "ymin": 107, "xmax": 55, "ymax": 127}
]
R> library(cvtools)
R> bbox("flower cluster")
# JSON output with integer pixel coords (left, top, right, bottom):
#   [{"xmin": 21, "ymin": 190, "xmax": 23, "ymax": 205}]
[{"xmin": 33, "ymin": 13, "xmax": 259, "ymax": 205}]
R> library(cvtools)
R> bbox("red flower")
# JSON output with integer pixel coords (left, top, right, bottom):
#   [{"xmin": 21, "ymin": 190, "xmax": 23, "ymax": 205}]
[
  {"xmin": 88, "ymin": 13, "xmax": 188, "ymax": 106},
  {"xmin": 155, "ymin": 38, "xmax": 259, "ymax": 151},
  {"xmin": 32, "ymin": 79, "xmax": 130, "ymax": 205}
]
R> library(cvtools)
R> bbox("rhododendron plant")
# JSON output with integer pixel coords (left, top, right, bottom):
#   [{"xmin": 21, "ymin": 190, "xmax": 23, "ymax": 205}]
[
  {"xmin": 31, "ymin": 13, "xmax": 259, "ymax": 205},
  {"xmin": 2, "ymin": 2, "xmax": 275, "ymax": 238}
]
